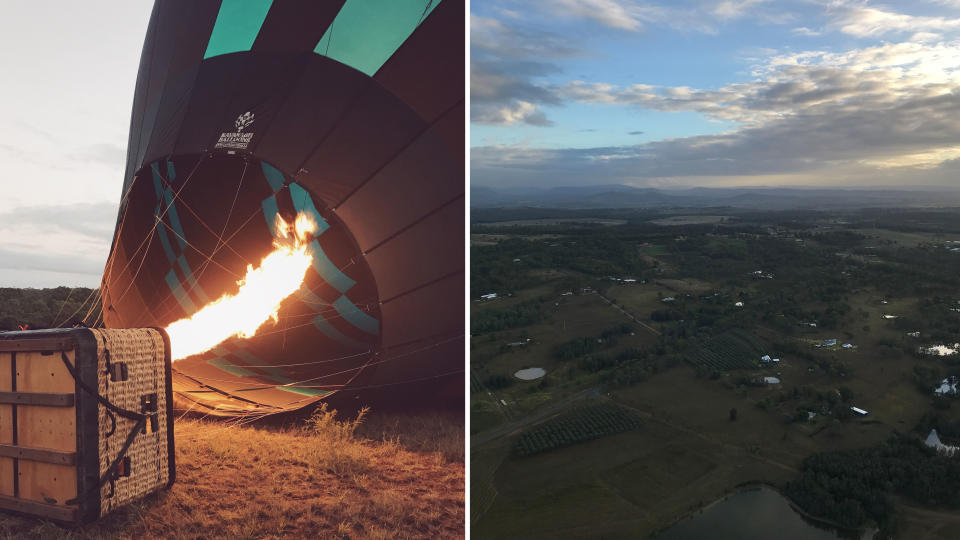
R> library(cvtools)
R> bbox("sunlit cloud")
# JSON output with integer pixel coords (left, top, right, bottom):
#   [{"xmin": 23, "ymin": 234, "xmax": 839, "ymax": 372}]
[{"xmin": 471, "ymin": 0, "xmax": 960, "ymax": 188}]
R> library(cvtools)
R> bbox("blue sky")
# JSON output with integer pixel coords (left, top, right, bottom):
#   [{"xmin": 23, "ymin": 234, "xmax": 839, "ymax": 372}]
[{"xmin": 471, "ymin": 0, "xmax": 960, "ymax": 188}]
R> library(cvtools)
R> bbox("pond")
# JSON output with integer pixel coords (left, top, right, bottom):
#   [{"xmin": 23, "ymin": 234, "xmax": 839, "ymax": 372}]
[
  {"xmin": 514, "ymin": 367, "xmax": 546, "ymax": 380},
  {"xmin": 656, "ymin": 485, "xmax": 859, "ymax": 540}
]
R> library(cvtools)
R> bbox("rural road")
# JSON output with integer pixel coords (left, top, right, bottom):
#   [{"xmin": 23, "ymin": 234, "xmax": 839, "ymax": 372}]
[
  {"xmin": 471, "ymin": 387, "xmax": 602, "ymax": 448},
  {"xmin": 597, "ymin": 293, "xmax": 661, "ymax": 336}
]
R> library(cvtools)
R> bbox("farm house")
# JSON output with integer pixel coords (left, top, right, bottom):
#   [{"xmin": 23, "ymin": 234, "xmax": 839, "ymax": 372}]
[
  {"xmin": 924, "ymin": 429, "xmax": 959, "ymax": 456},
  {"xmin": 935, "ymin": 376, "xmax": 959, "ymax": 395}
]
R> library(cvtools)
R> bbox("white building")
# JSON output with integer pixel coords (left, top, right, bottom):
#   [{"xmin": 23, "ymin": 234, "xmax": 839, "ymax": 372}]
[
  {"xmin": 924, "ymin": 429, "xmax": 958, "ymax": 456},
  {"xmin": 850, "ymin": 406, "xmax": 868, "ymax": 416},
  {"xmin": 480, "ymin": 293, "xmax": 497, "ymax": 300},
  {"xmin": 935, "ymin": 376, "xmax": 958, "ymax": 395}
]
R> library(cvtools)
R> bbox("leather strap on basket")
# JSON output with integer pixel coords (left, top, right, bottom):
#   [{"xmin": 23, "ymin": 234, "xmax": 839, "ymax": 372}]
[{"xmin": 59, "ymin": 352, "xmax": 154, "ymax": 505}]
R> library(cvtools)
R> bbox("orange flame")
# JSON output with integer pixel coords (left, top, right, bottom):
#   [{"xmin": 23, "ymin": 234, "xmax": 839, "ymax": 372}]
[{"xmin": 165, "ymin": 212, "xmax": 316, "ymax": 362}]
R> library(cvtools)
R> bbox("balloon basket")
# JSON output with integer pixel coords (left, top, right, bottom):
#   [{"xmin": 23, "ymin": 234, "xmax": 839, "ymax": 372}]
[{"xmin": 0, "ymin": 327, "xmax": 175, "ymax": 524}]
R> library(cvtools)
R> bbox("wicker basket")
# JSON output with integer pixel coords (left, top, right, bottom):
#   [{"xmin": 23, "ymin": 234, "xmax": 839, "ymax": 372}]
[{"xmin": 0, "ymin": 327, "xmax": 175, "ymax": 523}]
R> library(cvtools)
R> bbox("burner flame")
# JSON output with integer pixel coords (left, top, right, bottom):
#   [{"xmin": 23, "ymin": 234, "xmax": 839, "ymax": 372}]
[{"xmin": 165, "ymin": 212, "xmax": 315, "ymax": 361}]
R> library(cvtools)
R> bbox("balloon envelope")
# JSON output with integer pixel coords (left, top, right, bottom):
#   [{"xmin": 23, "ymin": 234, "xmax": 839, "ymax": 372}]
[{"xmin": 101, "ymin": 0, "xmax": 464, "ymax": 415}]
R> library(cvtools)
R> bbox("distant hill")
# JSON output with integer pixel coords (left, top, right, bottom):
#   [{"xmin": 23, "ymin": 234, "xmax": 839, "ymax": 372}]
[{"xmin": 471, "ymin": 185, "xmax": 960, "ymax": 210}]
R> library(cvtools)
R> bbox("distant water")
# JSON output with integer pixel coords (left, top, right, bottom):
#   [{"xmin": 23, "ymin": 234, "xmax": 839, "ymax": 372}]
[
  {"xmin": 656, "ymin": 486, "xmax": 848, "ymax": 540},
  {"xmin": 514, "ymin": 367, "xmax": 546, "ymax": 380}
]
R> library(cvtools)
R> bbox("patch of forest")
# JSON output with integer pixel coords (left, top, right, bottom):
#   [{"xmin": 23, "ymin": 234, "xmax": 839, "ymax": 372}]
[
  {"xmin": 0, "ymin": 287, "xmax": 101, "ymax": 330},
  {"xmin": 784, "ymin": 435, "xmax": 960, "ymax": 538},
  {"xmin": 472, "ymin": 300, "xmax": 546, "ymax": 334}
]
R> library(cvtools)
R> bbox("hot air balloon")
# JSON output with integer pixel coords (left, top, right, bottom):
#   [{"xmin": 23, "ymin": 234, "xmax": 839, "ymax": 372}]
[{"xmin": 100, "ymin": 0, "xmax": 464, "ymax": 416}]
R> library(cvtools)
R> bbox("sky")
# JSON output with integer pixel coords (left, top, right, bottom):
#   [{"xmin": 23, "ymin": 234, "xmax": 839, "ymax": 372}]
[
  {"xmin": 4, "ymin": 1, "xmax": 960, "ymax": 287},
  {"xmin": 0, "ymin": 1, "xmax": 152, "ymax": 287},
  {"xmin": 471, "ymin": 0, "xmax": 960, "ymax": 189}
]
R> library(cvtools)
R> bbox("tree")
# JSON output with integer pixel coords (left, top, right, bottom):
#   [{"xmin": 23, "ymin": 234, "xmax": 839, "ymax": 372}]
[{"xmin": 729, "ymin": 407, "xmax": 738, "ymax": 421}]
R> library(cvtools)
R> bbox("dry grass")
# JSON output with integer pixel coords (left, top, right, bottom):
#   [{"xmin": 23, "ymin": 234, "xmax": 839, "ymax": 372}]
[{"xmin": 0, "ymin": 407, "xmax": 464, "ymax": 539}]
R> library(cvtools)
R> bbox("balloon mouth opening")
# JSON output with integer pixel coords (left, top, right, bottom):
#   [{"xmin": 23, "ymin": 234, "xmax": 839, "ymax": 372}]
[{"xmin": 165, "ymin": 212, "xmax": 317, "ymax": 362}]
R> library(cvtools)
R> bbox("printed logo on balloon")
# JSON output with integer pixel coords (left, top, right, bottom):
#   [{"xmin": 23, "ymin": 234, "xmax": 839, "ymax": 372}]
[{"xmin": 216, "ymin": 111, "xmax": 255, "ymax": 149}]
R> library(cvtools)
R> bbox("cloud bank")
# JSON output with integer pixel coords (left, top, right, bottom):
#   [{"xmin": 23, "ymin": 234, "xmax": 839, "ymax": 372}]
[{"xmin": 472, "ymin": 2, "xmax": 960, "ymax": 189}]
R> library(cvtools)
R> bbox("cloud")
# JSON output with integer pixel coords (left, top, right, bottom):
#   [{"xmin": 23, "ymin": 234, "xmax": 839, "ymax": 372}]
[
  {"xmin": 471, "ymin": 99, "xmax": 554, "ymax": 126},
  {"xmin": 830, "ymin": 4, "xmax": 960, "ymax": 38},
  {"xmin": 712, "ymin": 0, "xmax": 771, "ymax": 21},
  {"xmin": 70, "ymin": 143, "xmax": 126, "ymax": 166},
  {"xmin": 539, "ymin": 0, "xmax": 648, "ymax": 31},
  {"xmin": 0, "ymin": 142, "xmax": 74, "ymax": 171},
  {"xmin": 530, "ymin": 0, "xmax": 792, "ymax": 34},
  {"xmin": 792, "ymin": 26, "xmax": 821, "ymax": 36},
  {"xmin": 0, "ymin": 247, "xmax": 105, "ymax": 276},
  {"xmin": 469, "ymin": 2, "xmax": 801, "ymax": 127},
  {"xmin": 0, "ymin": 201, "xmax": 114, "ymax": 286},
  {"xmin": 557, "ymin": 41, "xmax": 960, "ymax": 125},
  {"xmin": 473, "ymin": 40, "xmax": 960, "ymax": 187},
  {"xmin": 471, "ymin": 60, "xmax": 562, "ymax": 126},
  {"xmin": 471, "ymin": 14, "xmax": 579, "ymax": 58},
  {"xmin": 0, "ymin": 201, "xmax": 116, "ymax": 243},
  {"xmin": 471, "ymin": 15, "xmax": 576, "ymax": 126}
]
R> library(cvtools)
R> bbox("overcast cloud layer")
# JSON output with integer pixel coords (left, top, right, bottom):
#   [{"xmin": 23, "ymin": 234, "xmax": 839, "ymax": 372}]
[
  {"xmin": 0, "ymin": 1, "xmax": 152, "ymax": 287},
  {"xmin": 472, "ymin": 0, "xmax": 960, "ymax": 189}
]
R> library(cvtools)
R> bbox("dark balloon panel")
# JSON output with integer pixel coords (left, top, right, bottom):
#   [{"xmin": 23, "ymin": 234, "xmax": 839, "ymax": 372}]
[{"xmin": 101, "ymin": 0, "xmax": 464, "ymax": 415}]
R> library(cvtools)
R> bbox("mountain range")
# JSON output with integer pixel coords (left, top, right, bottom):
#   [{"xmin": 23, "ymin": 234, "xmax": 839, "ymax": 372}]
[{"xmin": 471, "ymin": 185, "xmax": 960, "ymax": 210}]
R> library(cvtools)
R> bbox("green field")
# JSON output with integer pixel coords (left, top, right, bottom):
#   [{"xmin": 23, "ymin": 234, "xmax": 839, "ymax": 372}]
[{"xmin": 471, "ymin": 208, "xmax": 960, "ymax": 539}]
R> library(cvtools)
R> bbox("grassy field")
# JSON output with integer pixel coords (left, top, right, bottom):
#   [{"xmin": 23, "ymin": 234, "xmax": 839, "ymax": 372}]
[
  {"xmin": 471, "ymin": 214, "xmax": 960, "ymax": 538},
  {"xmin": 471, "ymin": 286, "xmax": 659, "ymax": 424},
  {"xmin": 0, "ymin": 407, "xmax": 464, "ymax": 539},
  {"xmin": 475, "ymin": 393, "xmax": 798, "ymax": 539},
  {"xmin": 849, "ymin": 228, "xmax": 952, "ymax": 247},
  {"xmin": 475, "ymin": 363, "xmax": 952, "ymax": 539},
  {"xmin": 481, "ymin": 218, "xmax": 627, "ymax": 227},
  {"xmin": 649, "ymin": 215, "xmax": 731, "ymax": 226}
]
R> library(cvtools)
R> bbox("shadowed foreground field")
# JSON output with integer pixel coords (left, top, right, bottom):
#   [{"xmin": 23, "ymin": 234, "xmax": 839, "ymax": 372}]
[{"xmin": 0, "ymin": 407, "xmax": 464, "ymax": 539}]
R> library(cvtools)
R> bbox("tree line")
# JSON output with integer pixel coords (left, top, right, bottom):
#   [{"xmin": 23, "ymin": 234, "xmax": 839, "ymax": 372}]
[
  {"xmin": 0, "ymin": 287, "xmax": 101, "ymax": 331},
  {"xmin": 784, "ymin": 435, "xmax": 960, "ymax": 538}
]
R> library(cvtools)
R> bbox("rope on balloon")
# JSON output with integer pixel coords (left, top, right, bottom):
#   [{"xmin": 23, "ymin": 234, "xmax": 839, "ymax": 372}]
[
  {"xmin": 108, "ymin": 156, "xmax": 207, "ymax": 309},
  {"xmin": 189, "ymin": 158, "xmax": 251, "ymax": 285}
]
